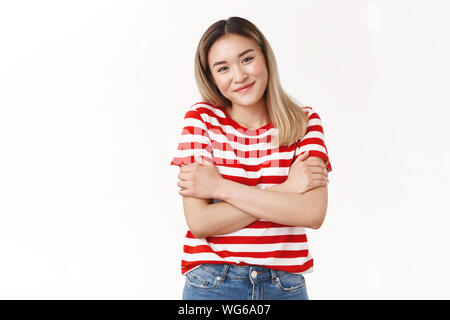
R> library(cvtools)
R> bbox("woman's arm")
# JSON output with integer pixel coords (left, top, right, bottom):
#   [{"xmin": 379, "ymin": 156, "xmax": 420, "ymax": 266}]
[
  {"xmin": 182, "ymin": 183, "xmax": 286, "ymax": 238},
  {"xmin": 216, "ymin": 179, "xmax": 328, "ymax": 229},
  {"xmin": 180, "ymin": 154, "xmax": 328, "ymax": 238}
]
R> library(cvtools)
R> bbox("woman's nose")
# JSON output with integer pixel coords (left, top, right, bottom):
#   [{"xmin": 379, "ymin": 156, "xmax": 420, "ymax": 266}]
[{"xmin": 233, "ymin": 67, "xmax": 248, "ymax": 83}]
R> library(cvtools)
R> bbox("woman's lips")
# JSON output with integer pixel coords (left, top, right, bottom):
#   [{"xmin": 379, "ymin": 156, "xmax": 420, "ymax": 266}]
[{"xmin": 234, "ymin": 82, "xmax": 255, "ymax": 93}]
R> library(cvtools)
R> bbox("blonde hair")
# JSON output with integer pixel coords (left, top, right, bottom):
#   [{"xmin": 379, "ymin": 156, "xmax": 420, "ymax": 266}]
[{"xmin": 194, "ymin": 16, "xmax": 308, "ymax": 147}]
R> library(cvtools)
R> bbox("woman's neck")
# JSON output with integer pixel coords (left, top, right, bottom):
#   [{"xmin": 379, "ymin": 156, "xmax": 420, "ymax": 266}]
[{"xmin": 226, "ymin": 99, "xmax": 270, "ymax": 129}]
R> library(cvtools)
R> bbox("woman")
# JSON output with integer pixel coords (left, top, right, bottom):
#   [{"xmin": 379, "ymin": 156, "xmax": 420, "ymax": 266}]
[{"xmin": 170, "ymin": 16, "xmax": 332, "ymax": 300}]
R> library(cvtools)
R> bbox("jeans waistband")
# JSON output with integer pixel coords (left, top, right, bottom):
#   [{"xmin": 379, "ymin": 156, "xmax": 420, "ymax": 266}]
[{"xmin": 197, "ymin": 263, "xmax": 282, "ymax": 283}]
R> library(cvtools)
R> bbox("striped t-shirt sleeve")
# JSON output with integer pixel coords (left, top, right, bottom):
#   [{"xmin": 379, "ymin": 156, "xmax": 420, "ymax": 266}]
[
  {"xmin": 294, "ymin": 106, "xmax": 332, "ymax": 172},
  {"xmin": 170, "ymin": 107, "xmax": 214, "ymax": 167}
]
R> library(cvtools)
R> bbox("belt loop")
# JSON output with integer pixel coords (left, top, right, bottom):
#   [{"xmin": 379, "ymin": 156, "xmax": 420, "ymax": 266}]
[
  {"xmin": 219, "ymin": 264, "xmax": 229, "ymax": 283},
  {"xmin": 270, "ymin": 269, "xmax": 278, "ymax": 282}
]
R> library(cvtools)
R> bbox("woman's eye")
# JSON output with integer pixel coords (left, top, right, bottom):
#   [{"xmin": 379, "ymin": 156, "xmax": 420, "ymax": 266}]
[{"xmin": 217, "ymin": 57, "xmax": 253, "ymax": 73}]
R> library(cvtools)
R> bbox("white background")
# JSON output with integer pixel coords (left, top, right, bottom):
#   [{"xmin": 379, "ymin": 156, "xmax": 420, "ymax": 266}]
[{"xmin": 0, "ymin": 0, "xmax": 449, "ymax": 299}]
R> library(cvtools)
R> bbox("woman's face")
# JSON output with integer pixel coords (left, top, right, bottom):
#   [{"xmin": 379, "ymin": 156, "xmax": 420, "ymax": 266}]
[{"xmin": 208, "ymin": 33, "xmax": 268, "ymax": 107}]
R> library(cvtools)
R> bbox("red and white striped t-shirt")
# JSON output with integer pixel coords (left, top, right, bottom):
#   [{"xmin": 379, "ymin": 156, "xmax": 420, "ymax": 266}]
[{"xmin": 170, "ymin": 102, "xmax": 332, "ymax": 275}]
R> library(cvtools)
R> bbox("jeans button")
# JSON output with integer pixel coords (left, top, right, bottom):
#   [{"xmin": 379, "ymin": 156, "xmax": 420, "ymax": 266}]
[{"xmin": 251, "ymin": 270, "xmax": 258, "ymax": 279}]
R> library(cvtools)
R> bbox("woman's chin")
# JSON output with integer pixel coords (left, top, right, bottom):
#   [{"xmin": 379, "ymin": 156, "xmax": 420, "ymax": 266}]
[{"xmin": 230, "ymin": 94, "xmax": 264, "ymax": 106}]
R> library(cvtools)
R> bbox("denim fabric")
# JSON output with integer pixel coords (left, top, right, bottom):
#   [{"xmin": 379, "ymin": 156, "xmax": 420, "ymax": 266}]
[{"xmin": 182, "ymin": 264, "xmax": 309, "ymax": 300}]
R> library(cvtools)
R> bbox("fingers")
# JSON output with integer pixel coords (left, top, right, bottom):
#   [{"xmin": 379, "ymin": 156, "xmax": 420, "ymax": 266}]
[
  {"xmin": 177, "ymin": 180, "xmax": 189, "ymax": 189},
  {"xmin": 292, "ymin": 157, "xmax": 327, "ymax": 174},
  {"xmin": 194, "ymin": 155, "xmax": 205, "ymax": 165},
  {"xmin": 203, "ymin": 158, "xmax": 214, "ymax": 166},
  {"xmin": 180, "ymin": 156, "xmax": 213, "ymax": 174},
  {"xmin": 180, "ymin": 166, "xmax": 189, "ymax": 173},
  {"xmin": 294, "ymin": 151, "xmax": 309, "ymax": 164},
  {"xmin": 311, "ymin": 173, "xmax": 329, "ymax": 183},
  {"xmin": 177, "ymin": 176, "xmax": 190, "ymax": 196},
  {"xmin": 309, "ymin": 166, "xmax": 328, "ymax": 177},
  {"xmin": 195, "ymin": 154, "xmax": 216, "ymax": 167},
  {"xmin": 299, "ymin": 150, "xmax": 309, "ymax": 159},
  {"xmin": 303, "ymin": 157, "xmax": 326, "ymax": 166},
  {"xmin": 303, "ymin": 160, "xmax": 327, "ymax": 174},
  {"xmin": 180, "ymin": 156, "xmax": 203, "ymax": 173},
  {"xmin": 178, "ymin": 172, "xmax": 192, "ymax": 181},
  {"xmin": 180, "ymin": 163, "xmax": 198, "ymax": 173}
]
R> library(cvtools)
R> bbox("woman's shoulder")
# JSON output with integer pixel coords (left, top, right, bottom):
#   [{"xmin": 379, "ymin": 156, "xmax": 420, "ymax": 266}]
[
  {"xmin": 186, "ymin": 101, "xmax": 226, "ymax": 122},
  {"xmin": 180, "ymin": 101, "xmax": 220, "ymax": 114},
  {"xmin": 299, "ymin": 105, "xmax": 322, "ymax": 120},
  {"xmin": 190, "ymin": 101, "xmax": 224, "ymax": 113}
]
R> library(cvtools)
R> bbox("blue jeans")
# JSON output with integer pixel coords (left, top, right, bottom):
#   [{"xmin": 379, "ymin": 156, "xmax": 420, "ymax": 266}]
[{"xmin": 182, "ymin": 264, "xmax": 309, "ymax": 300}]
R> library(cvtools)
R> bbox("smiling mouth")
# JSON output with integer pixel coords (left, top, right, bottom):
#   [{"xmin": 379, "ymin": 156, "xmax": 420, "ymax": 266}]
[{"xmin": 234, "ymin": 82, "xmax": 255, "ymax": 93}]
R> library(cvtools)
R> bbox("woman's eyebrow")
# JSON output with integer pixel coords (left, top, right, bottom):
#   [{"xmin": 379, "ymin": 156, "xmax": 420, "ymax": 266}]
[{"xmin": 212, "ymin": 48, "xmax": 255, "ymax": 68}]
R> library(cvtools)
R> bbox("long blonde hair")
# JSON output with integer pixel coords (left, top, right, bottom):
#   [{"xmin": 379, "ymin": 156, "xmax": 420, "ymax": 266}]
[{"xmin": 194, "ymin": 16, "xmax": 308, "ymax": 147}]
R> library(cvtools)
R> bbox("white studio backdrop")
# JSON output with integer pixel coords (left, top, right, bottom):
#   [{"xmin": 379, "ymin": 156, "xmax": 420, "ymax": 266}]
[{"xmin": 0, "ymin": 0, "xmax": 449, "ymax": 299}]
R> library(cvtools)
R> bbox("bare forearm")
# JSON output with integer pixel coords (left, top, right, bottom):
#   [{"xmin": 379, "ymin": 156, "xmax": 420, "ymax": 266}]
[
  {"xmin": 216, "ymin": 179, "xmax": 325, "ymax": 228},
  {"xmin": 192, "ymin": 183, "xmax": 286, "ymax": 238}
]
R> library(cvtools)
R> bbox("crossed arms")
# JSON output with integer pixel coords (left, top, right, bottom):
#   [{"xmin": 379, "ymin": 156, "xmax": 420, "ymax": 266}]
[{"xmin": 178, "ymin": 155, "xmax": 329, "ymax": 238}]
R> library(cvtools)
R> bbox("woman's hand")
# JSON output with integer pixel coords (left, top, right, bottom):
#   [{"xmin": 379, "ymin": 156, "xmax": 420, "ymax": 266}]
[
  {"xmin": 177, "ymin": 155, "xmax": 224, "ymax": 199},
  {"xmin": 282, "ymin": 151, "xmax": 329, "ymax": 194}
]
